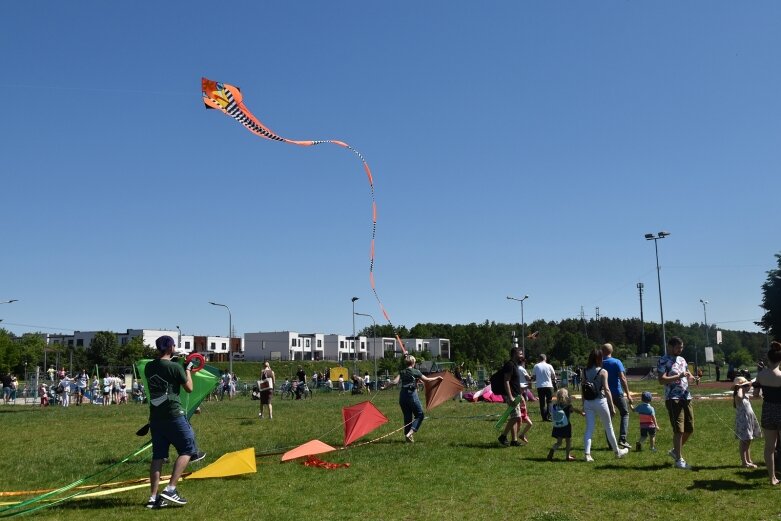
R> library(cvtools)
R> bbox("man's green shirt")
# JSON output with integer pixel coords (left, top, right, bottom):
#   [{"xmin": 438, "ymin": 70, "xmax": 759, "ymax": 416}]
[{"xmin": 145, "ymin": 358, "xmax": 186, "ymax": 420}]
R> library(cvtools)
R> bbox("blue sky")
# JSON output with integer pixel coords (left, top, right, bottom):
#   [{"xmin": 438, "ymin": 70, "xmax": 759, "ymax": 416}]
[{"xmin": 1, "ymin": 2, "xmax": 777, "ymax": 339}]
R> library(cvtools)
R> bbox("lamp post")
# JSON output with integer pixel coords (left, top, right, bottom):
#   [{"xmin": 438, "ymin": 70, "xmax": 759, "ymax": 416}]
[
  {"xmin": 644, "ymin": 231, "xmax": 670, "ymax": 355},
  {"xmin": 355, "ymin": 312, "xmax": 377, "ymax": 390},
  {"xmin": 208, "ymin": 302, "xmax": 233, "ymax": 375},
  {"xmin": 506, "ymin": 295, "xmax": 529, "ymax": 353},
  {"xmin": 699, "ymin": 299, "xmax": 709, "ymax": 347},
  {"xmin": 637, "ymin": 283, "xmax": 646, "ymax": 354},
  {"xmin": 351, "ymin": 297, "xmax": 359, "ymax": 374},
  {"xmin": 176, "ymin": 325, "xmax": 182, "ymax": 352}
]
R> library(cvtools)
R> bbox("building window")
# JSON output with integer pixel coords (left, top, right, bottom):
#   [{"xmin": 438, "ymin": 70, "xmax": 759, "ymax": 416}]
[
  {"xmin": 76, "ymin": 339, "xmax": 84, "ymax": 347},
  {"xmin": 317, "ymin": 339, "xmax": 322, "ymax": 348},
  {"xmin": 185, "ymin": 341, "xmax": 191, "ymax": 349},
  {"xmin": 305, "ymin": 338, "xmax": 310, "ymax": 348},
  {"xmin": 67, "ymin": 340, "xmax": 73, "ymax": 347},
  {"xmin": 340, "ymin": 341, "xmax": 344, "ymax": 349},
  {"xmin": 361, "ymin": 341, "xmax": 365, "ymax": 349},
  {"xmin": 221, "ymin": 342, "xmax": 226, "ymax": 350},
  {"xmin": 291, "ymin": 338, "xmax": 296, "ymax": 347},
  {"xmin": 210, "ymin": 342, "xmax": 216, "ymax": 350}
]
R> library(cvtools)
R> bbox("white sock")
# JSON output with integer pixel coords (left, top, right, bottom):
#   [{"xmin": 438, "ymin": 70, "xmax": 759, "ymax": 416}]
[{"xmin": 164, "ymin": 486, "xmax": 175, "ymax": 493}]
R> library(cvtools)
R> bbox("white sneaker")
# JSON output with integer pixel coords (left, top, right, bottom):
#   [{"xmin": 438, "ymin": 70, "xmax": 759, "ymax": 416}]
[
  {"xmin": 616, "ymin": 447, "xmax": 629, "ymax": 459},
  {"xmin": 585, "ymin": 454, "xmax": 594, "ymax": 462},
  {"xmin": 675, "ymin": 458, "xmax": 691, "ymax": 470}
]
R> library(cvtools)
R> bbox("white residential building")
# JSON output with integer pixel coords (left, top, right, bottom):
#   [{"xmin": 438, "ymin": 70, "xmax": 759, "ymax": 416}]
[
  {"xmin": 323, "ymin": 334, "xmax": 369, "ymax": 361},
  {"xmin": 244, "ymin": 331, "xmax": 325, "ymax": 361},
  {"xmin": 45, "ymin": 329, "xmax": 242, "ymax": 362},
  {"xmin": 402, "ymin": 338, "xmax": 451, "ymax": 358}
]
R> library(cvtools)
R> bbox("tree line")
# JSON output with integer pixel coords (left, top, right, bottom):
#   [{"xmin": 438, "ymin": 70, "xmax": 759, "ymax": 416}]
[
  {"xmin": 0, "ymin": 320, "xmax": 770, "ymax": 378},
  {"xmin": 362, "ymin": 317, "xmax": 769, "ymax": 371}
]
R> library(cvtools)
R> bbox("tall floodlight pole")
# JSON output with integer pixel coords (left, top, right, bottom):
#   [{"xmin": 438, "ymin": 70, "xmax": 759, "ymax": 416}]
[
  {"xmin": 209, "ymin": 302, "xmax": 232, "ymax": 374},
  {"xmin": 644, "ymin": 231, "xmax": 670, "ymax": 355},
  {"xmin": 506, "ymin": 295, "xmax": 530, "ymax": 353},
  {"xmin": 637, "ymin": 283, "xmax": 645, "ymax": 354},
  {"xmin": 355, "ymin": 312, "xmax": 377, "ymax": 390},
  {"xmin": 176, "ymin": 325, "xmax": 182, "ymax": 353},
  {"xmin": 351, "ymin": 297, "xmax": 359, "ymax": 374},
  {"xmin": 699, "ymin": 299, "xmax": 709, "ymax": 347}
]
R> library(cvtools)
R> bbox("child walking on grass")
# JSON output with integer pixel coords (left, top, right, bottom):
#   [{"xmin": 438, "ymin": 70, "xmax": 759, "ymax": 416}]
[
  {"xmin": 547, "ymin": 388, "xmax": 584, "ymax": 461},
  {"xmin": 733, "ymin": 376, "xmax": 761, "ymax": 468},
  {"xmin": 634, "ymin": 391, "xmax": 659, "ymax": 452}
]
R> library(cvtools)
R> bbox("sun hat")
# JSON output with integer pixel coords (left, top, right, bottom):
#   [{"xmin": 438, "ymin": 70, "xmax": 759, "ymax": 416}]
[
  {"xmin": 733, "ymin": 376, "xmax": 753, "ymax": 388},
  {"xmin": 641, "ymin": 391, "xmax": 653, "ymax": 403}
]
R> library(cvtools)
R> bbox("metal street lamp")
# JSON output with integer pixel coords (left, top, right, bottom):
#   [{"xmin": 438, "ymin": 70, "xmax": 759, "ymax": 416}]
[
  {"xmin": 351, "ymin": 297, "xmax": 359, "ymax": 374},
  {"xmin": 637, "ymin": 283, "xmax": 646, "ymax": 354},
  {"xmin": 176, "ymin": 325, "xmax": 182, "ymax": 353},
  {"xmin": 644, "ymin": 231, "xmax": 670, "ymax": 354},
  {"xmin": 355, "ymin": 312, "xmax": 377, "ymax": 390},
  {"xmin": 506, "ymin": 295, "xmax": 530, "ymax": 353},
  {"xmin": 699, "ymin": 299, "xmax": 709, "ymax": 347},
  {"xmin": 208, "ymin": 302, "xmax": 233, "ymax": 375}
]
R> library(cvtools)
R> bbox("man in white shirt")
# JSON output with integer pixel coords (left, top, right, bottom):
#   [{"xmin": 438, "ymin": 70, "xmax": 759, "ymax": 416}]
[{"xmin": 532, "ymin": 354, "xmax": 557, "ymax": 421}]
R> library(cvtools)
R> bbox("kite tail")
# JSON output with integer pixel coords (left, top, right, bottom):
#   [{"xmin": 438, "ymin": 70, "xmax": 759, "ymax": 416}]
[
  {"xmin": 202, "ymin": 77, "xmax": 408, "ymax": 355},
  {"xmin": 293, "ymin": 139, "xmax": 407, "ymax": 356}
]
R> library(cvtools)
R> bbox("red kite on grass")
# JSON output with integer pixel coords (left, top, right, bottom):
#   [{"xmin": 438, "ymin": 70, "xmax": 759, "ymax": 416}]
[{"xmin": 342, "ymin": 401, "xmax": 389, "ymax": 446}]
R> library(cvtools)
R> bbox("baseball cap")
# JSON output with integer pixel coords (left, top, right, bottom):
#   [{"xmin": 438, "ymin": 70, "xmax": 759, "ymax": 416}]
[{"xmin": 155, "ymin": 335, "xmax": 176, "ymax": 352}]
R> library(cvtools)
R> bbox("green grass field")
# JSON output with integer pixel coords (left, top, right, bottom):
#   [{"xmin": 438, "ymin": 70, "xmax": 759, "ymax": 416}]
[{"xmin": 1, "ymin": 380, "xmax": 777, "ymax": 521}]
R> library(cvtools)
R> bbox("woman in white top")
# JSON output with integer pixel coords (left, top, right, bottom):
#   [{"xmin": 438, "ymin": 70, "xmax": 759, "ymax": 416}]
[{"xmin": 582, "ymin": 348, "xmax": 629, "ymax": 461}]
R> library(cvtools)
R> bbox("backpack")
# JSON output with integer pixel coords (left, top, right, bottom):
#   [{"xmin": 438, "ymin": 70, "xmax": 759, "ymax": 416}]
[
  {"xmin": 490, "ymin": 367, "xmax": 507, "ymax": 395},
  {"xmin": 581, "ymin": 368, "xmax": 602, "ymax": 400},
  {"xmin": 551, "ymin": 404, "xmax": 569, "ymax": 428}
]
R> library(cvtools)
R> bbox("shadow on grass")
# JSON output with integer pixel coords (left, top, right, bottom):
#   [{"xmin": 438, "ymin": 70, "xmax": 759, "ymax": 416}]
[
  {"xmin": 458, "ymin": 442, "xmax": 519, "ymax": 450},
  {"xmin": 735, "ymin": 468, "xmax": 768, "ymax": 481},
  {"xmin": 36, "ymin": 497, "xmax": 139, "ymax": 512},
  {"xmin": 0, "ymin": 408, "xmax": 39, "ymax": 415},
  {"xmin": 687, "ymin": 479, "xmax": 761, "ymax": 491},
  {"xmin": 597, "ymin": 463, "xmax": 671, "ymax": 470}
]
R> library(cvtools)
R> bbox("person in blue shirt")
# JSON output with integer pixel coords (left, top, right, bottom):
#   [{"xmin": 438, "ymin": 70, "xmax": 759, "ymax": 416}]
[
  {"xmin": 633, "ymin": 391, "xmax": 659, "ymax": 452},
  {"xmin": 601, "ymin": 343, "xmax": 633, "ymax": 449}
]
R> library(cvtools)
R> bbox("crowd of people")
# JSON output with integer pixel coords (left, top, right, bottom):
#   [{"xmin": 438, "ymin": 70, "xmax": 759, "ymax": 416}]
[
  {"xmin": 1, "ymin": 367, "xmax": 146, "ymax": 407},
  {"xmin": 480, "ymin": 335, "xmax": 781, "ymax": 484}
]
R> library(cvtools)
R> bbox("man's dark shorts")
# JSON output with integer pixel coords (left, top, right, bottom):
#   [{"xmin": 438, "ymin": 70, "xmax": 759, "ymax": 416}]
[
  {"xmin": 665, "ymin": 399, "xmax": 694, "ymax": 433},
  {"xmin": 151, "ymin": 415, "xmax": 197, "ymax": 460}
]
